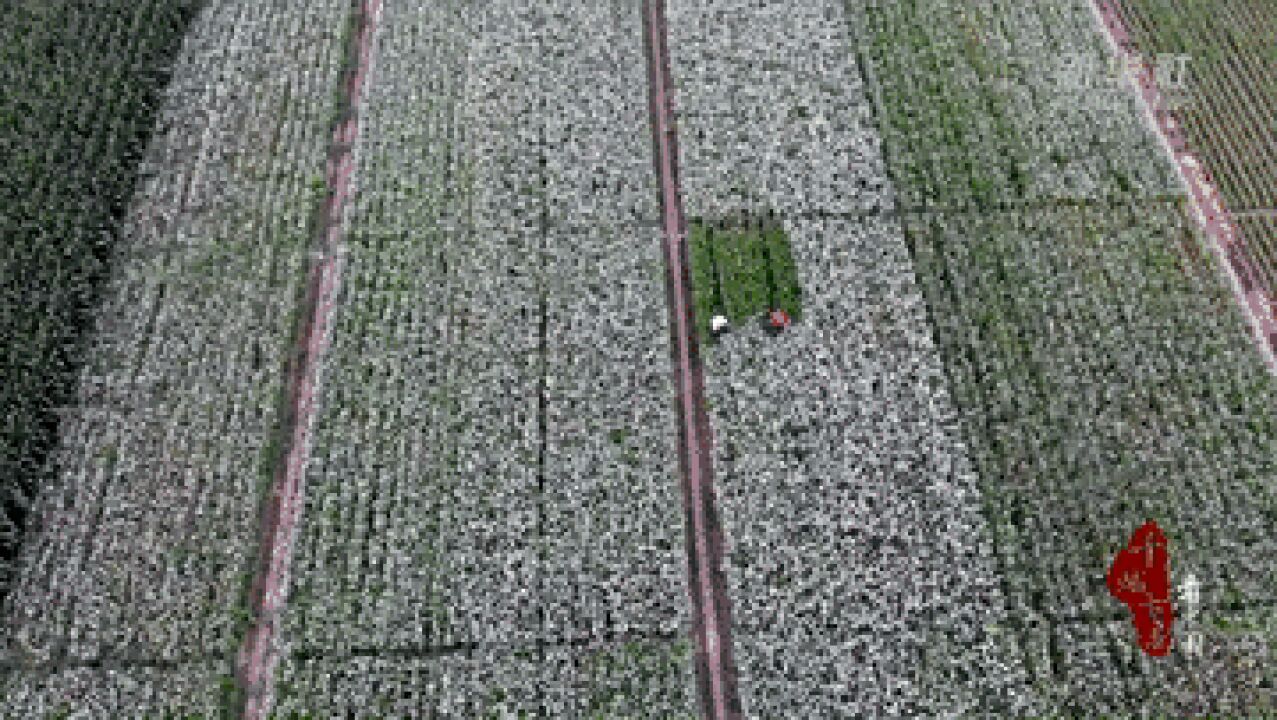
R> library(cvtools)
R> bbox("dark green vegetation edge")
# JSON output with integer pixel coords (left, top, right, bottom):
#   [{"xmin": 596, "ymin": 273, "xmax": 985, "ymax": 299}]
[{"xmin": 0, "ymin": 0, "xmax": 205, "ymax": 602}]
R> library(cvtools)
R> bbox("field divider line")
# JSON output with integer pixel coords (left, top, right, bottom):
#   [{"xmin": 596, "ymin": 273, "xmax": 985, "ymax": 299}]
[
  {"xmin": 642, "ymin": 1, "xmax": 743, "ymax": 718},
  {"xmin": 1089, "ymin": 0, "xmax": 1277, "ymax": 375},
  {"xmin": 235, "ymin": 1, "xmax": 383, "ymax": 718}
]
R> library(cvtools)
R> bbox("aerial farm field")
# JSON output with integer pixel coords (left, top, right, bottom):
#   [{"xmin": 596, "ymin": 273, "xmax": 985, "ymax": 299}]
[
  {"xmin": 270, "ymin": 1, "xmax": 697, "ymax": 716},
  {"xmin": 851, "ymin": 0, "xmax": 1277, "ymax": 715},
  {"xmin": 0, "ymin": 0, "xmax": 202, "ymax": 597},
  {"xmin": 1, "ymin": 0, "xmax": 353, "ymax": 715},
  {"xmin": 0, "ymin": 0, "xmax": 1275, "ymax": 718}
]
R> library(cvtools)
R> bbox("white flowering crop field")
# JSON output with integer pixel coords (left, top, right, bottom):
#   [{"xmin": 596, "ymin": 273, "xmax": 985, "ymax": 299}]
[
  {"xmin": 667, "ymin": 1, "xmax": 1028, "ymax": 716},
  {"xmin": 271, "ymin": 1, "xmax": 698, "ymax": 716},
  {"xmin": 3, "ymin": 0, "xmax": 1276, "ymax": 717}
]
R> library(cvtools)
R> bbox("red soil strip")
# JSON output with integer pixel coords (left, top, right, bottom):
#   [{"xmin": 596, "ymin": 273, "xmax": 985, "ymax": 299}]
[
  {"xmin": 1107, "ymin": 520, "xmax": 1174, "ymax": 656},
  {"xmin": 1089, "ymin": 0, "xmax": 1277, "ymax": 375},
  {"xmin": 236, "ymin": 1, "xmax": 381, "ymax": 717},
  {"xmin": 642, "ymin": 1, "xmax": 743, "ymax": 718}
]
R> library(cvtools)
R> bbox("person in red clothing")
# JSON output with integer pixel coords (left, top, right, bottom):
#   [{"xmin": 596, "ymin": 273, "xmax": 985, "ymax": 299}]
[{"xmin": 761, "ymin": 308, "xmax": 791, "ymax": 336}]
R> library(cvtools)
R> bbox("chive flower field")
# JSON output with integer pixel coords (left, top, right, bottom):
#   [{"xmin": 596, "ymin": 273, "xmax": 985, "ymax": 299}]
[{"xmin": 0, "ymin": 0, "xmax": 1274, "ymax": 717}]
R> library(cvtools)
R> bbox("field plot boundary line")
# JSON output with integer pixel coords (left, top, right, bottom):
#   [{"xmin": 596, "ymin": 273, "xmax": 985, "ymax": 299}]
[
  {"xmin": 1089, "ymin": 0, "xmax": 1277, "ymax": 376},
  {"xmin": 235, "ymin": 1, "xmax": 383, "ymax": 718},
  {"xmin": 642, "ymin": 1, "xmax": 743, "ymax": 718}
]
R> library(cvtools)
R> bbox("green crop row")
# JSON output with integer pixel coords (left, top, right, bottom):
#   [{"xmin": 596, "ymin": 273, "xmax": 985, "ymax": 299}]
[{"xmin": 853, "ymin": 0, "xmax": 1180, "ymax": 212}]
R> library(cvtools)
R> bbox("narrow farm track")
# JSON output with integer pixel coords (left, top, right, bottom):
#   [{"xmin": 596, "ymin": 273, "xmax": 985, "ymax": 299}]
[
  {"xmin": 237, "ymin": 1, "xmax": 382, "ymax": 717},
  {"xmin": 642, "ymin": 1, "xmax": 743, "ymax": 717},
  {"xmin": 1089, "ymin": 0, "xmax": 1277, "ymax": 375}
]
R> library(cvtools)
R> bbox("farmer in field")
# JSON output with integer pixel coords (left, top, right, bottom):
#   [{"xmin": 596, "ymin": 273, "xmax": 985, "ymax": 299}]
[{"xmin": 762, "ymin": 308, "xmax": 791, "ymax": 336}]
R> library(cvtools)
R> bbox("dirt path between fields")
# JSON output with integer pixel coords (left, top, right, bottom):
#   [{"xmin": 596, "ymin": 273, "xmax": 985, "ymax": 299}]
[
  {"xmin": 236, "ymin": 1, "xmax": 382, "ymax": 718},
  {"xmin": 642, "ymin": 1, "xmax": 743, "ymax": 718}
]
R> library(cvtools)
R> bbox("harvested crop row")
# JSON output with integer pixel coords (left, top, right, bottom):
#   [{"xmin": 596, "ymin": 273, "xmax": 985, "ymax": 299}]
[
  {"xmin": 0, "ymin": 0, "xmax": 202, "ymax": 600},
  {"xmin": 666, "ymin": 0, "xmax": 1028, "ymax": 716},
  {"xmin": 272, "ymin": 0, "xmax": 698, "ymax": 714},
  {"xmin": 0, "ymin": 0, "xmax": 353, "ymax": 715}
]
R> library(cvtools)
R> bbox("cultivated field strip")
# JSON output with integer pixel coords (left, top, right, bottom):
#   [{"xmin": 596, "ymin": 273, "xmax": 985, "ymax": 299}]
[
  {"xmin": 0, "ymin": 0, "xmax": 351, "ymax": 714},
  {"xmin": 0, "ymin": 661, "xmax": 227, "ymax": 719},
  {"xmin": 278, "ymin": 641, "xmax": 695, "ymax": 718},
  {"xmin": 273, "ymin": 0, "xmax": 698, "ymax": 714},
  {"xmin": 849, "ymin": 0, "xmax": 1182, "ymax": 213},
  {"xmin": 1114, "ymin": 0, "xmax": 1277, "ymax": 214},
  {"xmin": 0, "ymin": 0, "xmax": 202, "ymax": 598},
  {"xmin": 670, "ymin": 1, "xmax": 894, "ymax": 222},
  {"xmin": 667, "ymin": 1, "xmax": 1028, "ymax": 716},
  {"xmin": 851, "ymin": 0, "xmax": 1277, "ymax": 714},
  {"xmin": 904, "ymin": 199, "xmax": 1277, "ymax": 715}
]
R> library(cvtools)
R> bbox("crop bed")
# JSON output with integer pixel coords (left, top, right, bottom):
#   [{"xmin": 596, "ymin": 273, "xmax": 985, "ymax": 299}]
[
  {"xmin": 271, "ymin": 1, "xmax": 698, "ymax": 716},
  {"xmin": 0, "ymin": 0, "xmax": 352, "ymax": 715},
  {"xmin": 667, "ymin": 1, "xmax": 1029, "ymax": 716}
]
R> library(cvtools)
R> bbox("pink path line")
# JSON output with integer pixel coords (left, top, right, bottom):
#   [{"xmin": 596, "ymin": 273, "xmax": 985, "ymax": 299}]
[
  {"xmin": 642, "ymin": 1, "xmax": 742, "ymax": 718},
  {"xmin": 237, "ymin": 1, "xmax": 382, "ymax": 718},
  {"xmin": 1089, "ymin": 0, "xmax": 1277, "ymax": 375}
]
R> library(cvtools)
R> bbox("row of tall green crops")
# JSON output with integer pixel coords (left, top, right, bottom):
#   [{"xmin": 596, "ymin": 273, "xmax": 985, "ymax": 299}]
[
  {"xmin": 852, "ymin": 0, "xmax": 1277, "ymax": 714},
  {"xmin": 0, "ymin": 2, "xmax": 204, "ymax": 597}
]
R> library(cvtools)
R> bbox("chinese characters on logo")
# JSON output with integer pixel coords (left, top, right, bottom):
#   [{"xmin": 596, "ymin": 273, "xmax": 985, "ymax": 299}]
[{"xmin": 989, "ymin": 51, "xmax": 1192, "ymax": 110}]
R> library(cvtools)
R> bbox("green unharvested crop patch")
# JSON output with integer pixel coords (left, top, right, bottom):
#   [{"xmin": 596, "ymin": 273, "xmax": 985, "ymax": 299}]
[{"xmin": 688, "ymin": 214, "xmax": 803, "ymax": 342}]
